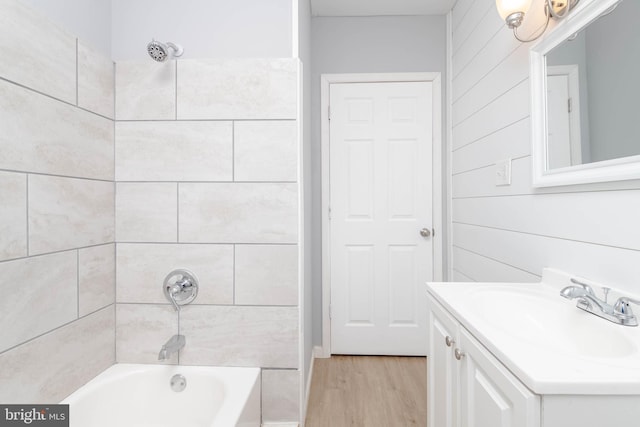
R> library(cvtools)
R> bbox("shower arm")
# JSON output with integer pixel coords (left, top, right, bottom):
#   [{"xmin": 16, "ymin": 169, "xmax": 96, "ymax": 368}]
[{"xmin": 166, "ymin": 42, "xmax": 184, "ymax": 57}]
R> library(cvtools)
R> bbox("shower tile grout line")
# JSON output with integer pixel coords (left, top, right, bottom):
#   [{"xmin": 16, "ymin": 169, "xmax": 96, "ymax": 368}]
[
  {"xmin": 25, "ymin": 174, "xmax": 29, "ymax": 256},
  {"xmin": 116, "ymin": 242, "xmax": 297, "ymax": 246},
  {"xmin": 0, "ymin": 242, "xmax": 116, "ymax": 265},
  {"xmin": 76, "ymin": 250, "xmax": 80, "ymax": 318},
  {"xmin": 176, "ymin": 183, "xmax": 180, "ymax": 243},
  {"xmin": 115, "ymin": 180, "xmax": 298, "ymax": 184},
  {"xmin": 114, "ymin": 118, "xmax": 297, "ymax": 123},
  {"xmin": 0, "ymin": 304, "xmax": 113, "ymax": 357},
  {"xmin": 0, "ymin": 242, "xmax": 296, "ymax": 266},
  {"xmin": 0, "ymin": 168, "xmax": 115, "ymax": 184},
  {"xmin": 75, "ymin": 38, "xmax": 79, "ymax": 106},
  {"xmin": 115, "ymin": 302, "xmax": 298, "ymax": 308},
  {"xmin": 0, "ymin": 76, "xmax": 114, "ymax": 121},
  {"xmin": 174, "ymin": 60, "xmax": 178, "ymax": 121}
]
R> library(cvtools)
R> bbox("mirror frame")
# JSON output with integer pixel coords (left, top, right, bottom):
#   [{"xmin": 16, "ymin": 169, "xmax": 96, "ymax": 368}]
[{"xmin": 530, "ymin": 0, "xmax": 640, "ymax": 187}]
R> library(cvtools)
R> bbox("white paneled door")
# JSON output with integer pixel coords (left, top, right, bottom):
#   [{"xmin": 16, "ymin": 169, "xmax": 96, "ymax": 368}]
[{"xmin": 329, "ymin": 81, "xmax": 433, "ymax": 355}]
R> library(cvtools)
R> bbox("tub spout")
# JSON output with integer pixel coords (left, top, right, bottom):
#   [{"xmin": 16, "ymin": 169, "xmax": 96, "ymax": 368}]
[{"xmin": 158, "ymin": 334, "xmax": 186, "ymax": 361}]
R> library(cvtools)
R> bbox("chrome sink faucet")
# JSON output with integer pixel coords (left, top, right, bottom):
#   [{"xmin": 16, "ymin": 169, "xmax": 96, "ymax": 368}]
[
  {"xmin": 158, "ymin": 335, "xmax": 186, "ymax": 361},
  {"xmin": 560, "ymin": 278, "xmax": 639, "ymax": 326}
]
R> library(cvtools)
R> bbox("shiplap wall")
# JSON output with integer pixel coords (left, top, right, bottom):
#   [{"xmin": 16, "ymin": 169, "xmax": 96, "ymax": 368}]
[{"xmin": 450, "ymin": 0, "xmax": 640, "ymax": 293}]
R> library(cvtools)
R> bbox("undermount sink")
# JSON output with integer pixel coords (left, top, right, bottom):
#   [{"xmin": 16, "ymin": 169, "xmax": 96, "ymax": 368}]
[{"xmin": 462, "ymin": 286, "xmax": 639, "ymax": 359}]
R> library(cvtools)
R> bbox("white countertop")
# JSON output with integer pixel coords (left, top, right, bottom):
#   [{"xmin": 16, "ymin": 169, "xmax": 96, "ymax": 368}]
[{"xmin": 427, "ymin": 269, "xmax": 640, "ymax": 395}]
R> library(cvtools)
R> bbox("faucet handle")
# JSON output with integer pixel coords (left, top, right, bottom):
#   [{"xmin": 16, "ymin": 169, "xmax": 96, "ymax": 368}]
[
  {"xmin": 570, "ymin": 278, "xmax": 596, "ymax": 296},
  {"xmin": 614, "ymin": 297, "xmax": 640, "ymax": 317}
]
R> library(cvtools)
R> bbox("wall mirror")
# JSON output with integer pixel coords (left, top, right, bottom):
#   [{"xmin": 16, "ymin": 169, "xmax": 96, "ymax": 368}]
[{"xmin": 531, "ymin": 0, "xmax": 640, "ymax": 187}]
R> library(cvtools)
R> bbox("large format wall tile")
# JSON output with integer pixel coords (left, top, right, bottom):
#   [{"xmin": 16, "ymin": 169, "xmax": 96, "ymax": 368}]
[
  {"xmin": 234, "ymin": 121, "xmax": 298, "ymax": 182},
  {"xmin": 0, "ymin": 0, "xmax": 76, "ymax": 103},
  {"xmin": 235, "ymin": 245, "xmax": 298, "ymax": 306},
  {"xmin": 0, "ymin": 79, "xmax": 115, "ymax": 180},
  {"xmin": 0, "ymin": 251, "xmax": 77, "ymax": 353},
  {"xmin": 262, "ymin": 370, "xmax": 300, "ymax": 423},
  {"xmin": 116, "ymin": 183, "xmax": 177, "ymax": 242},
  {"xmin": 116, "ymin": 244, "xmax": 233, "ymax": 305},
  {"xmin": 29, "ymin": 176, "xmax": 115, "ymax": 255},
  {"xmin": 177, "ymin": 59, "xmax": 297, "ymax": 120},
  {"xmin": 0, "ymin": 171, "xmax": 27, "ymax": 261},
  {"xmin": 116, "ymin": 304, "xmax": 178, "ymax": 364},
  {"xmin": 0, "ymin": 306, "xmax": 114, "ymax": 403},
  {"xmin": 79, "ymin": 244, "xmax": 115, "ymax": 317},
  {"xmin": 179, "ymin": 305, "xmax": 298, "ymax": 368},
  {"xmin": 179, "ymin": 183, "xmax": 298, "ymax": 243},
  {"xmin": 78, "ymin": 40, "xmax": 115, "ymax": 118},
  {"xmin": 116, "ymin": 121, "xmax": 232, "ymax": 181},
  {"xmin": 115, "ymin": 61, "xmax": 176, "ymax": 120}
]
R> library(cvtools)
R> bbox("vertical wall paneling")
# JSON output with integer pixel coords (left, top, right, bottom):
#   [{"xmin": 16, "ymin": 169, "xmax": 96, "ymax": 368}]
[{"xmin": 450, "ymin": 0, "xmax": 640, "ymax": 293}]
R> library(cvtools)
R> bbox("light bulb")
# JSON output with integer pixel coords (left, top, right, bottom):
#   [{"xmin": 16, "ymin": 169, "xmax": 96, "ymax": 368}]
[{"xmin": 496, "ymin": 0, "xmax": 533, "ymax": 28}]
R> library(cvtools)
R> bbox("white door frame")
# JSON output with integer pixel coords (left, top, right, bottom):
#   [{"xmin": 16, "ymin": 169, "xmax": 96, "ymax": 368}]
[
  {"xmin": 320, "ymin": 72, "xmax": 443, "ymax": 358},
  {"xmin": 546, "ymin": 64, "xmax": 583, "ymax": 167}
]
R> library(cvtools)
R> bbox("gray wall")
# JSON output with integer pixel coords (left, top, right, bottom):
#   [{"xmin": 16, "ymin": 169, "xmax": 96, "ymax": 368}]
[
  {"xmin": 298, "ymin": 0, "xmax": 314, "ymax": 408},
  {"xmin": 22, "ymin": 0, "xmax": 112, "ymax": 56},
  {"xmin": 111, "ymin": 0, "xmax": 292, "ymax": 60},
  {"xmin": 310, "ymin": 15, "xmax": 447, "ymax": 346},
  {"xmin": 23, "ymin": 0, "xmax": 294, "ymax": 61},
  {"xmin": 585, "ymin": 0, "xmax": 640, "ymax": 162}
]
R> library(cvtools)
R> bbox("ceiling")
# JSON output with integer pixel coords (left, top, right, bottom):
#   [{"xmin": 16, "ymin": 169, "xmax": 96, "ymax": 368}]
[{"xmin": 310, "ymin": 0, "xmax": 455, "ymax": 16}]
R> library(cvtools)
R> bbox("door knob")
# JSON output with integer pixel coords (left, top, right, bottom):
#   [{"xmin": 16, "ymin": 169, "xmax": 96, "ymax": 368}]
[{"xmin": 420, "ymin": 228, "xmax": 431, "ymax": 238}]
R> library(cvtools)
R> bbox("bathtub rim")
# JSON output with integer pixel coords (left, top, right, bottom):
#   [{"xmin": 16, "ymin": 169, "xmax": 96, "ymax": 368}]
[{"xmin": 61, "ymin": 363, "xmax": 261, "ymax": 427}]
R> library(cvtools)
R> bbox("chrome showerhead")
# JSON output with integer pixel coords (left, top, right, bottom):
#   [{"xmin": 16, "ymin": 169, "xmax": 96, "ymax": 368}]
[{"xmin": 147, "ymin": 40, "xmax": 183, "ymax": 62}]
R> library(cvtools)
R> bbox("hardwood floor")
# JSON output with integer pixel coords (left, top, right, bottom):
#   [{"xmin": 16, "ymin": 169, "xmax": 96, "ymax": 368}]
[{"xmin": 305, "ymin": 356, "xmax": 427, "ymax": 427}]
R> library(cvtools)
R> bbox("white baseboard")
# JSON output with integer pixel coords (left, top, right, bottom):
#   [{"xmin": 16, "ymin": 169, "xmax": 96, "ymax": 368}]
[
  {"xmin": 301, "ymin": 346, "xmax": 320, "ymax": 426},
  {"xmin": 313, "ymin": 345, "xmax": 329, "ymax": 359},
  {"xmin": 262, "ymin": 423, "xmax": 299, "ymax": 427}
]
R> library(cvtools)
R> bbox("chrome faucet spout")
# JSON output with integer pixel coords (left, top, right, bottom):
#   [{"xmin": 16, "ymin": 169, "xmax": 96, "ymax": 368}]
[
  {"xmin": 560, "ymin": 285, "xmax": 612, "ymax": 314},
  {"xmin": 158, "ymin": 334, "xmax": 186, "ymax": 361}
]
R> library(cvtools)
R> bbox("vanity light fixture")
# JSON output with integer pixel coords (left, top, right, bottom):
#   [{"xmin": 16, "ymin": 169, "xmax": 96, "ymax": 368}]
[{"xmin": 496, "ymin": 0, "xmax": 580, "ymax": 42}]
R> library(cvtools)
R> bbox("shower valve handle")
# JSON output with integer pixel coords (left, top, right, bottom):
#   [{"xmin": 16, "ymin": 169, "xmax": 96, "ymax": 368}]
[{"xmin": 163, "ymin": 269, "xmax": 199, "ymax": 312}]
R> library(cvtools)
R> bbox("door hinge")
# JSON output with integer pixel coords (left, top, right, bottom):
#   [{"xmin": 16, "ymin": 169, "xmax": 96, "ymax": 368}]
[
  {"xmin": 432, "ymin": 228, "xmax": 435, "ymax": 237},
  {"xmin": 328, "ymin": 105, "xmax": 331, "ymax": 121},
  {"xmin": 329, "ymin": 304, "xmax": 332, "ymax": 319},
  {"xmin": 568, "ymin": 97, "xmax": 572, "ymax": 113},
  {"xmin": 328, "ymin": 206, "xmax": 332, "ymax": 220}
]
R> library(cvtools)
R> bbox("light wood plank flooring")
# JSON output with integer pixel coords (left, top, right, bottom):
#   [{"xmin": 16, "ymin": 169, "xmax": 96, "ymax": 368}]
[{"xmin": 305, "ymin": 356, "xmax": 427, "ymax": 427}]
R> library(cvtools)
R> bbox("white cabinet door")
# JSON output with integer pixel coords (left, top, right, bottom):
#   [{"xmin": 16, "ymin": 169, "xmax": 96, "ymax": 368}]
[
  {"xmin": 428, "ymin": 301, "xmax": 458, "ymax": 427},
  {"xmin": 329, "ymin": 81, "xmax": 433, "ymax": 355},
  {"xmin": 458, "ymin": 329, "xmax": 539, "ymax": 427}
]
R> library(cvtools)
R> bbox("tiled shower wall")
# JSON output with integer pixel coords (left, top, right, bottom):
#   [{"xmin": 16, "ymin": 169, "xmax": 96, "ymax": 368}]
[
  {"xmin": 113, "ymin": 58, "xmax": 301, "ymax": 423},
  {"xmin": 0, "ymin": 0, "xmax": 116, "ymax": 403}
]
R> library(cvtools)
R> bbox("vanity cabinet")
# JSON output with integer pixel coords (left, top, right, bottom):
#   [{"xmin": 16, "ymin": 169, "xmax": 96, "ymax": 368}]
[{"xmin": 428, "ymin": 296, "xmax": 540, "ymax": 427}]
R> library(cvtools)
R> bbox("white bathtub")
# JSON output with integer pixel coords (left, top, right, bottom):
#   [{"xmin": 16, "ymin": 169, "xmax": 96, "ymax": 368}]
[{"xmin": 61, "ymin": 364, "xmax": 261, "ymax": 427}]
